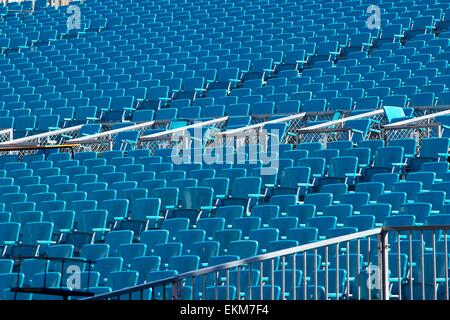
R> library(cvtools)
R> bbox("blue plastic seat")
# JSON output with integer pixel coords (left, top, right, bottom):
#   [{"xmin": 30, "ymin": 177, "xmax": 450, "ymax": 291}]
[
  {"xmin": 306, "ymin": 216, "xmax": 337, "ymax": 239},
  {"xmin": 316, "ymin": 269, "xmax": 347, "ymax": 299},
  {"xmin": 226, "ymin": 240, "xmax": 258, "ymax": 259},
  {"xmin": 410, "ymin": 138, "xmax": 450, "ymax": 171},
  {"xmin": 355, "ymin": 182, "xmax": 384, "ymax": 202},
  {"xmin": 275, "ymin": 166, "xmax": 311, "ymax": 197},
  {"xmin": 104, "ymin": 230, "xmax": 133, "ymax": 257},
  {"xmin": 378, "ymin": 192, "xmax": 408, "ymax": 212},
  {"xmin": 139, "ymin": 230, "xmax": 169, "ymax": 256},
  {"xmin": 154, "ymin": 242, "xmax": 183, "ymax": 267},
  {"xmin": 108, "ymin": 270, "xmax": 138, "ymax": 291},
  {"xmin": 304, "ymin": 193, "xmax": 333, "ymax": 214},
  {"xmin": 130, "ymin": 256, "xmax": 161, "ymax": 284},
  {"xmin": 221, "ymin": 177, "xmax": 262, "ymax": 210},
  {"xmin": 80, "ymin": 243, "xmax": 110, "ymax": 262},
  {"xmin": 398, "ymin": 203, "xmax": 432, "ymax": 224},
  {"xmin": 190, "ymin": 241, "xmax": 220, "ymax": 265},
  {"xmin": 416, "ymin": 191, "xmax": 446, "ymax": 213},
  {"xmin": 323, "ymin": 204, "xmax": 353, "ymax": 225}
]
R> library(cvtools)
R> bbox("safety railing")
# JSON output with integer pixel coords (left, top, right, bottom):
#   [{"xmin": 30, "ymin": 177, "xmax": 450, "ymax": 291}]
[
  {"xmin": 10, "ymin": 255, "xmax": 96, "ymax": 300},
  {"xmin": 68, "ymin": 121, "xmax": 155, "ymax": 152},
  {"xmin": 412, "ymin": 105, "xmax": 450, "ymax": 117},
  {"xmin": 0, "ymin": 128, "xmax": 13, "ymax": 145},
  {"xmin": 137, "ymin": 117, "xmax": 229, "ymax": 154},
  {"xmin": 382, "ymin": 109, "xmax": 450, "ymax": 145},
  {"xmin": 250, "ymin": 110, "xmax": 338, "ymax": 125},
  {"xmin": 295, "ymin": 109, "xmax": 386, "ymax": 144},
  {"xmin": 85, "ymin": 228, "xmax": 387, "ymax": 301},
  {"xmin": 213, "ymin": 112, "xmax": 307, "ymax": 150},
  {"xmin": 0, "ymin": 125, "xmax": 84, "ymax": 155},
  {"xmin": 382, "ymin": 225, "xmax": 450, "ymax": 301},
  {"xmin": 0, "ymin": 0, "xmax": 35, "ymax": 14},
  {"xmin": 83, "ymin": 225, "xmax": 450, "ymax": 301}
]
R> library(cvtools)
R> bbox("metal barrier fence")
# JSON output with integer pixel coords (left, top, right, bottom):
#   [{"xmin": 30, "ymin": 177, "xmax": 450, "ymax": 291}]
[
  {"xmin": 3, "ymin": 107, "xmax": 448, "ymax": 156},
  {"xmin": 296, "ymin": 109, "xmax": 386, "ymax": 144},
  {"xmin": 68, "ymin": 121, "xmax": 156, "ymax": 152},
  {"xmin": 382, "ymin": 109, "xmax": 450, "ymax": 147},
  {"xmin": 412, "ymin": 106, "xmax": 450, "ymax": 118},
  {"xmin": 83, "ymin": 226, "xmax": 450, "ymax": 301},
  {"xmin": 214, "ymin": 113, "xmax": 307, "ymax": 149},
  {"xmin": 138, "ymin": 117, "xmax": 229, "ymax": 154},
  {"xmin": 0, "ymin": 129, "xmax": 13, "ymax": 145},
  {"xmin": 1, "ymin": 107, "xmax": 449, "ymax": 160},
  {"xmin": 0, "ymin": 125, "xmax": 83, "ymax": 155}
]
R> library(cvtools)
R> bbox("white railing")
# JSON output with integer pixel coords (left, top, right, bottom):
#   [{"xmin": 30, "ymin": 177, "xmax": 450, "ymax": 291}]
[
  {"xmin": 0, "ymin": 129, "xmax": 13, "ymax": 144},
  {"xmin": 0, "ymin": 125, "xmax": 84, "ymax": 147},
  {"xmin": 217, "ymin": 113, "xmax": 307, "ymax": 137},
  {"xmin": 295, "ymin": 109, "xmax": 386, "ymax": 144},
  {"xmin": 137, "ymin": 117, "xmax": 229, "ymax": 154},
  {"xmin": 68, "ymin": 121, "xmax": 155, "ymax": 152},
  {"xmin": 297, "ymin": 109, "xmax": 385, "ymax": 132},
  {"xmin": 383, "ymin": 109, "xmax": 450, "ymax": 128},
  {"xmin": 213, "ymin": 112, "xmax": 307, "ymax": 149},
  {"xmin": 382, "ymin": 109, "xmax": 450, "ymax": 142}
]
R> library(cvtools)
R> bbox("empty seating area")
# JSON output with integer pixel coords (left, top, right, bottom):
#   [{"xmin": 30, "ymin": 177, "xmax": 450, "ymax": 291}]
[{"xmin": 0, "ymin": 0, "xmax": 450, "ymax": 301}]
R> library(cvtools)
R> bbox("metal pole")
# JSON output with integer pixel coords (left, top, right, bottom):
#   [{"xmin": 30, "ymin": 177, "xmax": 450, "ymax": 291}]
[
  {"xmin": 259, "ymin": 262, "xmax": 263, "ymax": 300},
  {"xmin": 346, "ymin": 242, "xmax": 350, "ymax": 299},
  {"xmin": 237, "ymin": 267, "xmax": 241, "ymax": 300},
  {"xmin": 271, "ymin": 259, "xmax": 275, "ymax": 300},
  {"xmin": 302, "ymin": 252, "xmax": 306, "ymax": 300},
  {"xmin": 445, "ymin": 229, "xmax": 449, "ymax": 300},
  {"xmin": 281, "ymin": 256, "xmax": 285, "ymax": 300},
  {"xmin": 314, "ymin": 249, "xmax": 318, "ymax": 300},
  {"xmin": 226, "ymin": 269, "xmax": 230, "ymax": 300},
  {"xmin": 191, "ymin": 276, "xmax": 195, "ymax": 300},
  {"xmin": 248, "ymin": 264, "xmax": 252, "ymax": 300},
  {"xmin": 378, "ymin": 231, "xmax": 389, "ymax": 300},
  {"xmin": 325, "ymin": 246, "xmax": 328, "ymax": 300},
  {"xmin": 214, "ymin": 272, "xmax": 218, "ymax": 300},
  {"xmin": 409, "ymin": 231, "xmax": 414, "ymax": 300},
  {"xmin": 357, "ymin": 239, "xmax": 361, "ymax": 300},
  {"xmin": 336, "ymin": 243, "xmax": 339, "ymax": 300},
  {"xmin": 421, "ymin": 231, "xmax": 425, "ymax": 300},
  {"xmin": 397, "ymin": 232, "xmax": 402, "ymax": 300},
  {"xmin": 292, "ymin": 254, "xmax": 297, "ymax": 300},
  {"xmin": 432, "ymin": 230, "xmax": 437, "ymax": 300},
  {"xmin": 367, "ymin": 237, "xmax": 371, "ymax": 300}
]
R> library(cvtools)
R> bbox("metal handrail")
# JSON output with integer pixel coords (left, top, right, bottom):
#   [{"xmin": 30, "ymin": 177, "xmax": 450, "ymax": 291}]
[
  {"xmin": 68, "ymin": 121, "xmax": 155, "ymax": 144},
  {"xmin": 0, "ymin": 128, "xmax": 13, "ymax": 142},
  {"xmin": 85, "ymin": 228, "xmax": 383, "ymax": 300},
  {"xmin": 383, "ymin": 109, "xmax": 450, "ymax": 128},
  {"xmin": 138, "ymin": 117, "xmax": 229, "ymax": 141},
  {"xmin": 84, "ymin": 224, "xmax": 450, "ymax": 300},
  {"xmin": 217, "ymin": 112, "xmax": 307, "ymax": 137},
  {"xmin": 297, "ymin": 109, "xmax": 384, "ymax": 132},
  {"xmin": 0, "ymin": 125, "xmax": 83, "ymax": 146}
]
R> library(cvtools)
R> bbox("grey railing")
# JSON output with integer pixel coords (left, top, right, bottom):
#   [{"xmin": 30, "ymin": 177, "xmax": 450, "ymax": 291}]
[
  {"xmin": 84, "ymin": 228, "xmax": 386, "ymax": 301},
  {"xmin": 83, "ymin": 225, "xmax": 450, "ymax": 301},
  {"xmin": 381, "ymin": 109, "xmax": 450, "ymax": 144}
]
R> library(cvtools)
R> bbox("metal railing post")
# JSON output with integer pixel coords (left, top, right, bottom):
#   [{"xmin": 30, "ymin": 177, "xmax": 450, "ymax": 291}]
[
  {"xmin": 378, "ymin": 230, "xmax": 390, "ymax": 300},
  {"xmin": 82, "ymin": 228, "xmax": 385, "ymax": 300},
  {"xmin": 171, "ymin": 279, "xmax": 182, "ymax": 300}
]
